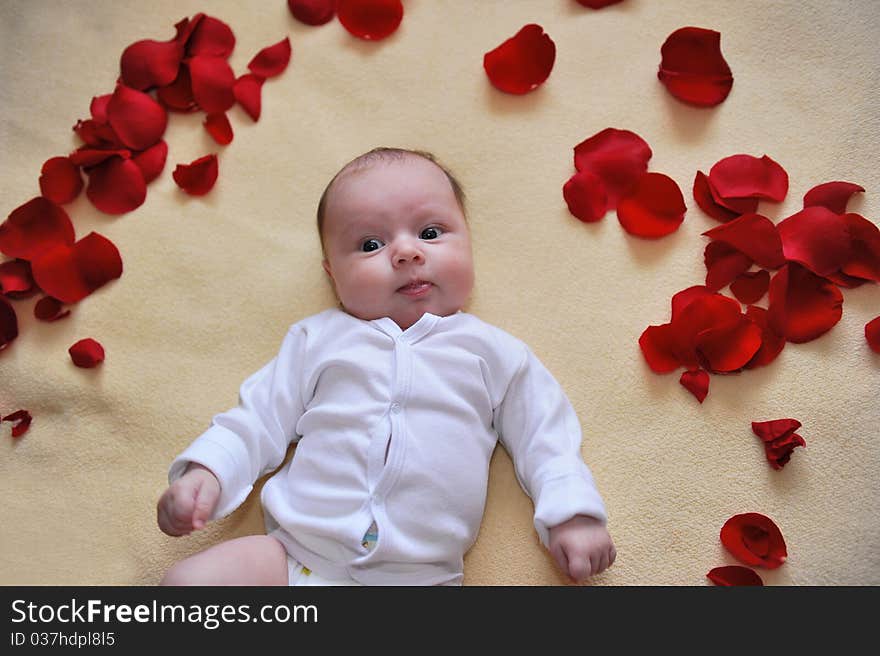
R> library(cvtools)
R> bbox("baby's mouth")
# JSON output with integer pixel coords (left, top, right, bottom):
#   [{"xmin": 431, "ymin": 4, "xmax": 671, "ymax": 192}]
[{"xmin": 397, "ymin": 280, "xmax": 433, "ymax": 296}]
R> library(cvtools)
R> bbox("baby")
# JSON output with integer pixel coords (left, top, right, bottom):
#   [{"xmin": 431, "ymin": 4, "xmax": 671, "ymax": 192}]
[{"xmin": 157, "ymin": 148, "xmax": 615, "ymax": 585}]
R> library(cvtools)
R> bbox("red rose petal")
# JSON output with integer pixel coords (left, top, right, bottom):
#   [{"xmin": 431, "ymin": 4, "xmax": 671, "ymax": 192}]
[
  {"xmin": 106, "ymin": 84, "xmax": 168, "ymax": 151},
  {"xmin": 188, "ymin": 55, "xmax": 236, "ymax": 114},
  {"xmin": 777, "ymin": 206, "xmax": 850, "ymax": 277},
  {"xmin": 709, "ymin": 154, "xmax": 788, "ymax": 202},
  {"xmin": 577, "ymin": 0, "xmax": 625, "ymax": 8},
  {"xmin": 658, "ymin": 27, "xmax": 733, "ymax": 107},
  {"xmin": 288, "ymin": 0, "xmax": 336, "ymax": 25},
  {"xmin": 90, "ymin": 95, "xmax": 111, "ymax": 123},
  {"xmin": 0, "ymin": 197, "xmax": 75, "ymax": 261},
  {"xmin": 72, "ymin": 118, "xmax": 122, "ymax": 149},
  {"xmin": 69, "ymin": 337, "xmax": 105, "ymax": 368},
  {"xmin": 751, "ymin": 418, "xmax": 801, "ymax": 443},
  {"xmin": 204, "ymin": 113, "xmax": 233, "ymax": 145},
  {"xmin": 132, "ymin": 140, "xmax": 168, "ymax": 184},
  {"xmin": 2, "ymin": 409, "xmax": 32, "ymax": 437},
  {"xmin": 233, "ymin": 74, "xmax": 264, "ymax": 121},
  {"xmin": 173, "ymin": 155, "xmax": 219, "ymax": 196},
  {"xmin": 706, "ymin": 565, "xmax": 763, "ymax": 586},
  {"xmin": 186, "ymin": 15, "xmax": 235, "ymax": 57},
  {"xmin": 841, "ymin": 213, "xmax": 880, "ymax": 282},
  {"xmin": 671, "ymin": 292, "xmax": 743, "ymax": 369},
  {"xmin": 702, "ymin": 213, "xmax": 785, "ymax": 269},
  {"xmin": 39, "ymin": 156, "xmax": 83, "ymax": 205},
  {"xmin": 120, "ymin": 37, "xmax": 184, "ymax": 90},
  {"xmin": 679, "ymin": 369, "xmax": 709, "ymax": 403},
  {"xmin": 720, "ymin": 513, "xmax": 787, "ymax": 569},
  {"xmin": 744, "ymin": 306, "xmax": 785, "ymax": 369},
  {"xmin": 574, "ymin": 129, "xmax": 653, "ymax": 207},
  {"xmin": 248, "ymin": 37, "xmax": 292, "ymax": 78},
  {"xmin": 866, "ymin": 316, "xmax": 880, "ymax": 354},
  {"xmin": 768, "ymin": 263, "xmax": 843, "ymax": 344},
  {"xmin": 31, "ymin": 232, "xmax": 123, "ymax": 304},
  {"xmin": 34, "ymin": 296, "xmax": 70, "ymax": 322},
  {"xmin": 693, "ymin": 171, "xmax": 741, "ymax": 223},
  {"xmin": 563, "ymin": 170, "xmax": 608, "ymax": 223},
  {"xmin": 803, "ymin": 181, "xmax": 864, "ymax": 214},
  {"xmin": 158, "ymin": 65, "xmax": 198, "ymax": 112},
  {"xmin": 704, "ymin": 241, "xmax": 752, "ymax": 291},
  {"xmin": 0, "ymin": 260, "xmax": 34, "ymax": 295},
  {"xmin": 85, "ymin": 157, "xmax": 147, "ymax": 215},
  {"xmin": 730, "ymin": 270, "xmax": 770, "ymax": 305},
  {"xmin": 639, "ymin": 323, "xmax": 680, "ymax": 373},
  {"xmin": 0, "ymin": 296, "xmax": 18, "ymax": 350},
  {"xmin": 751, "ymin": 418, "xmax": 805, "ymax": 470},
  {"xmin": 671, "ymin": 285, "xmax": 713, "ymax": 320},
  {"xmin": 483, "ymin": 24, "xmax": 555, "ymax": 95},
  {"xmin": 695, "ymin": 315, "xmax": 762, "ymax": 373},
  {"xmin": 617, "ymin": 172, "xmax": 686, "ymax": 239},
  {"xmin": 338, "ymin": 0, "xmax": 404, "ymax": 41}
]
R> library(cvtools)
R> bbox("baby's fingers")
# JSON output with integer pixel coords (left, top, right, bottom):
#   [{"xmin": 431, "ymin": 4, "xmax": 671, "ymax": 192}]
[{"xmin": 191, "ymin": 481, "xmax": 217, "ymax": 530}]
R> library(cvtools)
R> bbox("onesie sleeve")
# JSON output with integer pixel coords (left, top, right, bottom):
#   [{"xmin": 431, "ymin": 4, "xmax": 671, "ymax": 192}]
[
  {"xmin": 494, "ymin": 347, "xmax": 607, "ymax": 548},
  {"xmin": 168, "ymin": 324, "xmax": 309, "ymax": 519}
]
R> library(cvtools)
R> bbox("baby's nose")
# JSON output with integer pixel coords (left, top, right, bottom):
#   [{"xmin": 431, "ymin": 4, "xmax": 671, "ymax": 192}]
[{"xmin": 393, "ymin": 240, "xmax": 424, "ymax": 266}]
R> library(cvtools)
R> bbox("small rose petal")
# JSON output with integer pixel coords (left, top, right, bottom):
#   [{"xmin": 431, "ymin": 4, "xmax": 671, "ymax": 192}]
[
  {"xmin": 803, "ymin": 181, "xmax": 864, "ymax": 214},
  {"xmin": 0, "ymin": 295, "xmax": 18, "ymax": 350},
  {"xmin": 338, "ymin": 0, "xmax": 404, "ymax": 41},
  {"xmin": 866, "ymin": 316, "xmax": 880, "ymax": 354},
  {"xmin": 704, "ymin": 241, "xmax": 752, "ymax": 291},
  {"xmin": 709, "ymin": 154, "xmax": 788, "ymax": 202},
  {"xmin": 576, "ymin": 0, "xmax": 625, "ymax": 8},
  {"xmin": 204, "ymin": 113, "xmax": 233, "ymax": 145},
  {"xmin": 0, "ymin": 260, "xmax": 35, "ymax": 295},
  {"xmin": 750, "ymin": 418, "xmax": 801, "ymax": 442},
  {"xmin": 233, "ymin": 73, "xmax": 264, "ymax": 121},
  {"xmin": 186, "ymin": 15, "xmax": 236, "ymax": 57},
  {"xmin": 2, "ymin": 409, "xmax": 32, "ymax": 437},
  {"xmin": 69, "ymin": 337, "xmax": 105, "ymax": 368},
  {"xmin": 157, "ymin": 65, "xmax": 198, "ymax": 112},
  {"xmin": 751, "ymin": 418, "xmax": 805, "ymax": 470},
  {"xmin": 639, "ymin": 323, "xmax": 680, "ymax": 373},
  {"xmin": 85, "ymin": 157, "xmax": 147, "ymax": 215},
  {"xmin": 841, "ymin": 213, "xmax": 880, "ymax": 283},
  {"xmin": 39, "ymin": 157, "xmax": 83, "ymax": 205},
  {"xmin": 720, "ymin": 513, "xmax": 787, "ymax": 569},
  {"xmin": 744, "ymin": 305, "xmax": 785, "ymax": 369},
  {"xmin": 777, "ymin": 206, "xmax": 850, "ymax": 277},
  {"xmin": 574, "ymin": 129, "xmax": 653, "ymax": 207},
  {"xmin": 107, "ymin": 84, "xmax": 168, "ymax": 151},
  {"xmin": 695, "ymin": 315, "xmax": 762, "ymax": 373},
  {"xmin": 34, "ymin": 296, "xmax": 70, "ymax": 322},
  {"xmin": 188, "ymin": 55, "xmax": 236, "ymax": 114},
  {"xmin": 706, "ymin": 566, "xmax": 763, "ymax": 586},
  {"xmin": 0, "ymin": 197, "xmax": 75, "ymax": 261},
  {"xmin": 120, "ymin": 37, "xmax": 185, "ymax": 90},
  {"xmin": 248, "ymin": 37, "xmax": 291, "ymax": 78},
  {"xmin": 658, "ymin": 27, "xmax": 733, "ymax": 107},
  {"xmin": 768, "ymin": 263, "xmax": 843, "ymax": 344},
  {"xmin": 730, "ymin": 270, "xmax": 770, "ymax": 305},
  {"xmin": 679, "ymin": 369, "xmax": 709, "ymax": 403},
  {"xmin": 483, "ymin": 24, "xmax": 555, "ymax": 95},
  {"xmin": 31, "ymin": 232, "xmax": 123, "ymax": 304},
  {"xmin": 173, "ymin": 155, "xmax": 219, "ymax": 196},
  {"xmin": 132, "ymin": 140, "xmax": 168, "ymax": 184},
  {"xmin": 616, "ymin": 172, "xmax": 686, "ymax": 239},
  {"xmin": 702, "ymin": 213, "xmax": 785, "ymax": 269},
  {"xmin": 563, "ymin": 170, "xmax": 608, "ymax": 223},
  {"xmin": 288, "ymin": 0, "xmax": 336, "ymax": 25}
]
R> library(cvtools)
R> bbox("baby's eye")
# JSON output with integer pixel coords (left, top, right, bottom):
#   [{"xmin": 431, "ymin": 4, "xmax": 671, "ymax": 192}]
[
  {"xmin": 361, "ymin": 238, "xmax": 384, "ymax": 252},
  {"xmin": 420, "ymin": 227, "xmax": 442, "ymax": 240}
]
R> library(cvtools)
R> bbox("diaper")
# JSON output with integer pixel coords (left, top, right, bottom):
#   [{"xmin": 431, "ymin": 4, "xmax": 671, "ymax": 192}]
[{"xmin": 287, "ymin": 522, "xmax": 378, "ymax": 586}]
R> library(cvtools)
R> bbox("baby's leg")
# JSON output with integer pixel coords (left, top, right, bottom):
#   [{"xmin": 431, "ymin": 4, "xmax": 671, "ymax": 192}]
[{"xmin": 160, "ymin": 535, "xmax": 288, "ymax": 586}]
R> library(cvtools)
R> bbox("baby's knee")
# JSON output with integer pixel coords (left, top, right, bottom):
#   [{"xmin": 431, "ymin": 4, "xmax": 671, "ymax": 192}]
[{"xmin": 160, "ymin": 560, "xmax": 200, "ymax": 586}]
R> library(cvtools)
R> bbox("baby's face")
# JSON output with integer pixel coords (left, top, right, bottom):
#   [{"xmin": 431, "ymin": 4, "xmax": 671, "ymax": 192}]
[{"xmin": 322, "ymin": 156, "xmax": 474, "ymax": 330}]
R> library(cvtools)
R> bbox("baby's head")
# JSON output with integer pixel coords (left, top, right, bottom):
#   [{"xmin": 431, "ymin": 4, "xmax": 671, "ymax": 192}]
[{"xmin": 317, "ymin": 148, "xmax": 474, "ymax": 330}]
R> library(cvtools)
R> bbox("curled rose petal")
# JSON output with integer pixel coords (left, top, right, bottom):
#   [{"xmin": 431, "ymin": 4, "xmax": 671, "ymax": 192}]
[
  {"xmin": 574, "ymin": 128, "xmax": 652, "ymax": 207},
  {"xmin": 866, "ymin": 316, "xmax": 880, "ymax": 354},
  {"xmin": 31, "ymin": 232, "xmax": 123, "ymax": 304},
  {"xmin": 730, "ymin": 270, "xmax": 770, "ymax": 305},
  {"xmin": 706, "ymin": 566, "xmax": 763, "ymax": 586},
  {"xmin": 563, "ymin": 170, "xmax": 608, "ymax": 223},
  {"xmin": 2, "ymin": 409, "xmax": 32, "ymax": 437},
  {"xmin": 694, "ymin": 315, "xmax": 762, "ymax": 373},
  {"xmin": 233, "ymin": 74, "xmax": 264, "ymax": 121},
  {"xmin": 483, "ymin": 24, "xmax": 555, "ymax": 95},
  {"xmin": 107, "ymin": 84, "xmax": 168, "ymax": 151},
  {"xmin": 751, "ymin": 418, "xmax": 805, "ymax": 470},
  {"xmin": 34, "ymin": 296, "xmax": 70, "ymax": 322},
  {"xmin": 69, "ymin": 337, "xmax": 105, "ymax": 368},
  {"xmin": 204, "ymin": 113, "xmax": 233, "ymax": 145},
  {"xmin": 248, "ymin": 37, "xmax": 292, "ymax": 78},
  {"xmin": 0, "ymin": 296, "xmax": 18, "ymax": 350},
  {"xmin": 576, "ymin": 0, "xmax": 625, "ymax": 7},
  {"xmin": 188, "ymin": 55, "xmax": 236, "ymax": 114},
  {"xmin": 702, "ymin": 213, "xmax": 785, "ymax": 269},
  {"xmin": 73, "ymin": 118, "xmax": 122, "ymax": 149},
  {"xmin": 841, "ymin": 213, "xmax": 880, "ymax": 283},
  {"xmin": 777, "ymin": 206, "xmax": 850, "ymax": 277},
  {"xmin": 743, "ymin": 306, "xmax": 785, "ymax": 369},
  {"xmin": 173, "ymin": 155, "xmax": 219, "ymax": 196},
  {"xmin": 158, "ymin": 65, "xmax": 198, "ymax": 112},
  {"xmin": 0, "ymin": 259, "xmax": 34, "ymax": 297},
  {"xmin": 704, "ymin": 241, "xmax": 752, "ymax": 291},
  {"xmin": 768, "ymin": 263, "xmax": 843, "ymax": 344},
  {"xmin": 0, "ymin": 197, "xmax": 75, "ymax": 261},
  {"xmin": 120, "ymin": 37, "xmax": 184, "ymax": 90},
  {"xmin": 39, "ymin": 157, "xmax": 83, "ymax": 205},
  {"xmin": 616, "ymin": 172, "xmax": 686, "ymax": 239},
  {"xmin": 288, "ymin": 0, "xmax": 336, "ymax": 25},
  {"xmin": 720, "ymin": 513, "xmax": 787, "ymax": 569},
  {"xmin": 338, "ymin": 0, "xmax": 404, "ymax": 41},
  {"xmin": 132, "ymin": 140, "xmax": 168, "ymax": 184},
  {"xmin": 679, "ymin": 369, "xmax": 709, "ymax": 403},
  {"xmin": 658, "ymin": 27, "xmax": 733, "ymax": 107},
  {"xmin": 803, "ymin": 181, "xmax": 864, "ymax": 214},
  {"xmin": 186, "ymin": 15, "xmax": 235, "ymax": 57},
  {"xmin": 709, "ymin": 154, "xmax": 788, "ymax": 202},
  {"xmin": 639, "ymin": 323, "xmax": 679, "ymax": 373},
  {"xmin": 85, "ymin": 157, "xmax": 147, "ymax": 215}
]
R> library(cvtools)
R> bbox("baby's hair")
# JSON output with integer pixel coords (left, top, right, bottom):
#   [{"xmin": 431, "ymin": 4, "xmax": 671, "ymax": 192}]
[{"xmin": 316, "ymin": 147, "xmax": 467, "ymax": 252}]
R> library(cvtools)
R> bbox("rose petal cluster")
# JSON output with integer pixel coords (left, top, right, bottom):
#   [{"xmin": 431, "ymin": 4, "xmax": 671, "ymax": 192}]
[
  {"xmin": 751, "ymin": 418, "xmax": 806, "ymax": 470},
  {"xmin": 707, "ymin": 512, "xmax": 787, "ymax": 585},
  {"xmin": 290, "ymin": 0, "xmax": 404, "ymax": 41}
]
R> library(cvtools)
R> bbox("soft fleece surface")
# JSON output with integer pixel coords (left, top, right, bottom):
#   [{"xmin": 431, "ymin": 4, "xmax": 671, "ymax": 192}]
[{"xmin": 1, "ymin": 1, "xmax": 878, "ymax": 586}]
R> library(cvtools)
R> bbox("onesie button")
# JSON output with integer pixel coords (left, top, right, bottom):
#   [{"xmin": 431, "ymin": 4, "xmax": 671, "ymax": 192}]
[{"xmin": 390, "ymin": 402, "xmax": 401, "ymax": 414}]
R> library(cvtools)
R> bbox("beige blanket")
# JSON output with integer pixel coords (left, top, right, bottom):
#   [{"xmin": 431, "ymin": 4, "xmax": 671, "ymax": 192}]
[{"xmin": 1, "ymin": 0, "xmax": 877, "ymax": 585}]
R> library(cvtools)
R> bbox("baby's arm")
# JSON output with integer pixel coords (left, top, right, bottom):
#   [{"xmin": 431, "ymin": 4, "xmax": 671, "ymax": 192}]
[
  {"xmin": 157, "ymin": 463, "xmax": 221, "ymax": 536},
  {"xmin": 548, "ymin": 515, "xmax": 616, "ymax": 583}
]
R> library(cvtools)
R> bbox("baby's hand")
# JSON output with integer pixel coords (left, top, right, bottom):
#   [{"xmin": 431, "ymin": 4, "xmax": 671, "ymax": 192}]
[
  {"xmin": 157, "ymin": 463, "xmax": 220, "ymax": 536},
  {"xmin": 548, "ymin": 515, "xmax": 616, "ymax": 583}
]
